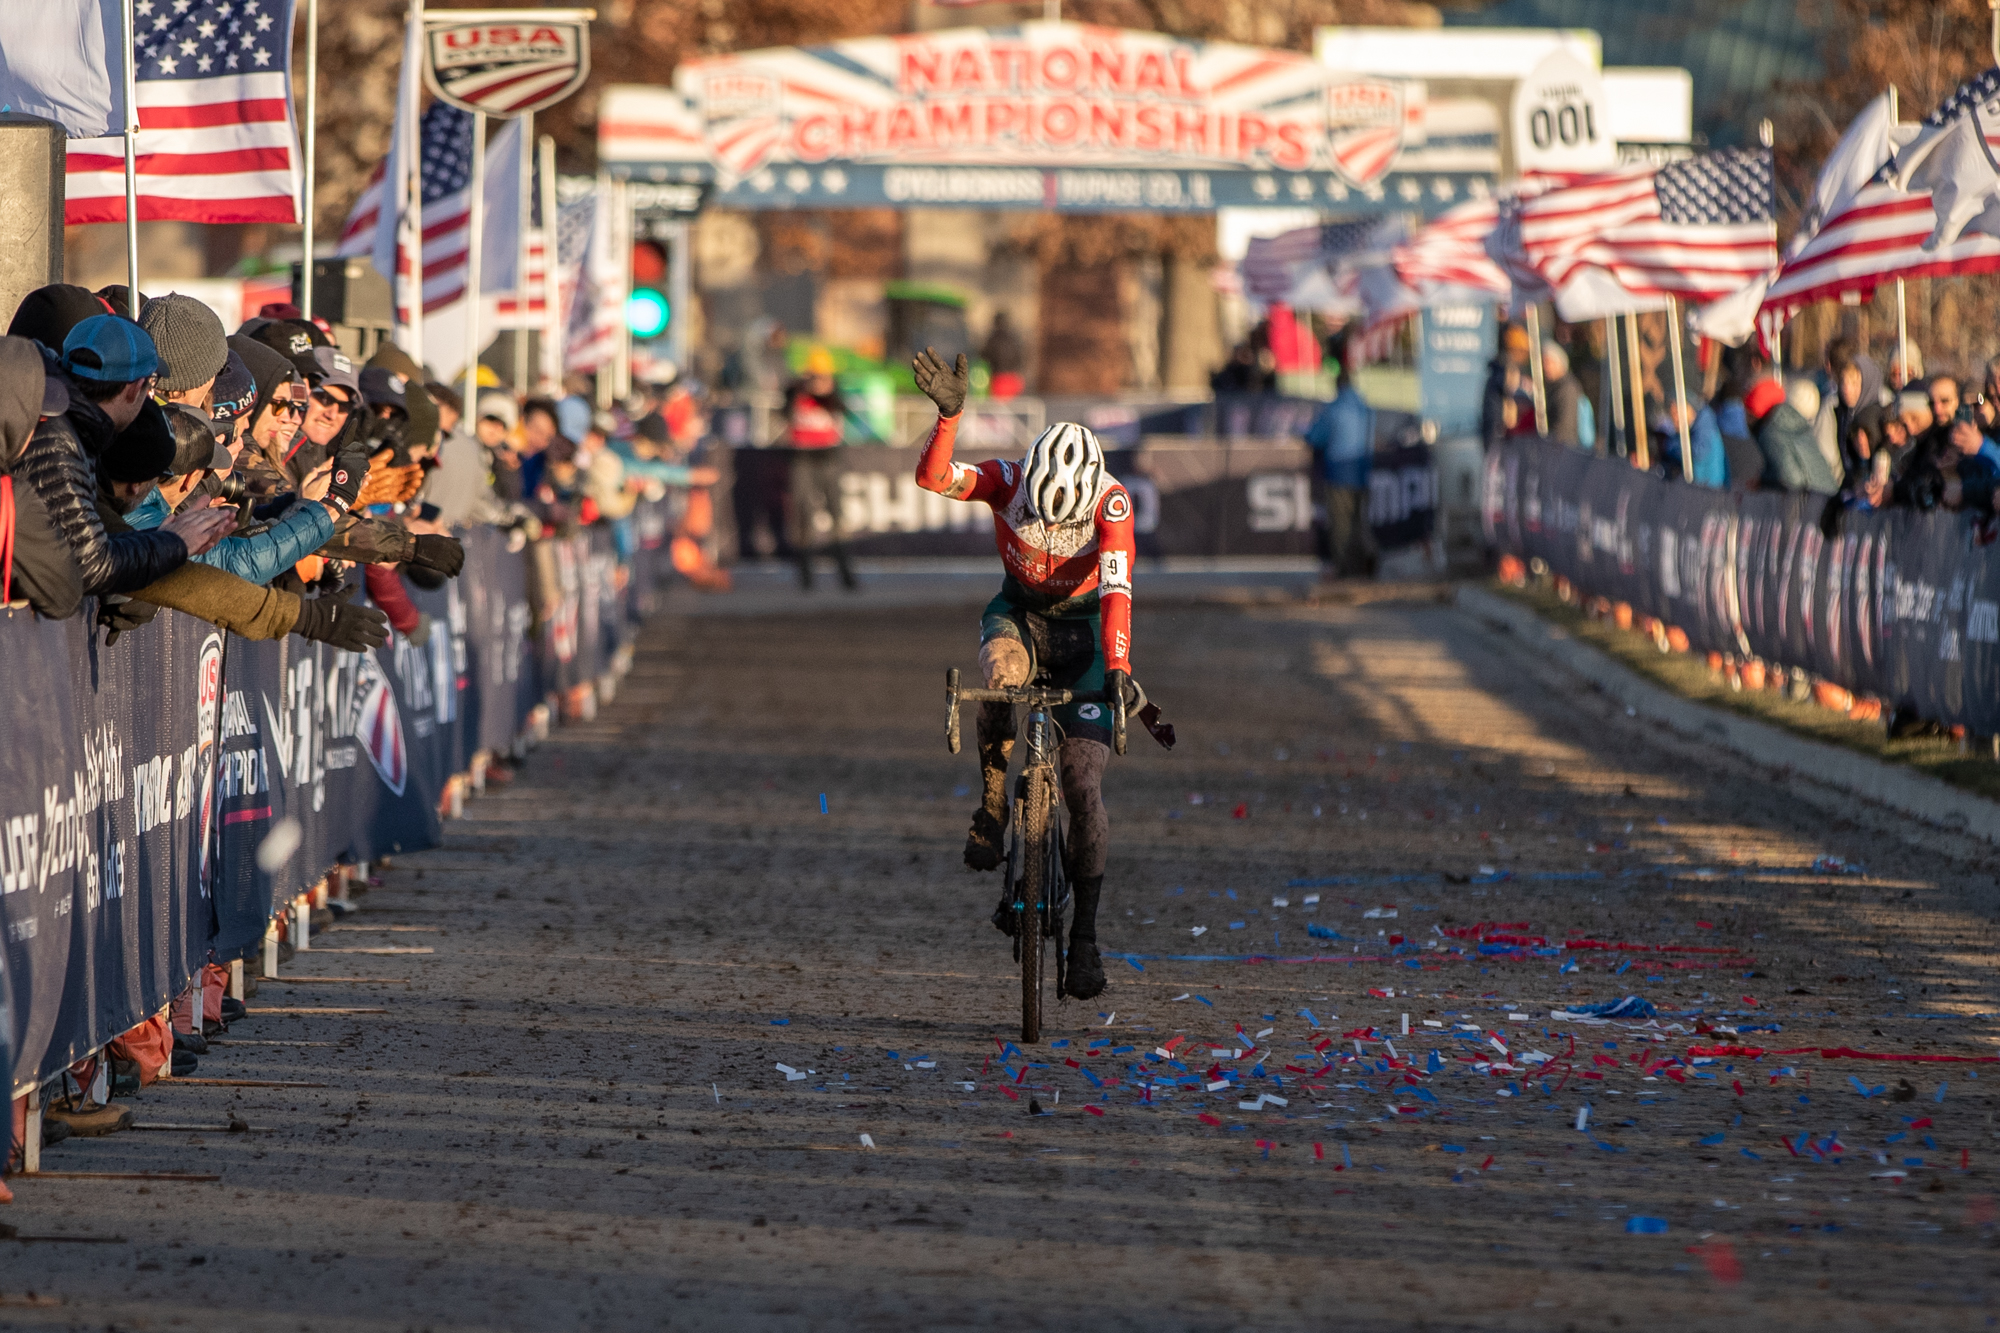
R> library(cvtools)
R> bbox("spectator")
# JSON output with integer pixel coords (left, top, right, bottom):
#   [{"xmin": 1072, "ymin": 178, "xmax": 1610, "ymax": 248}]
[
  {"xmin": 125, "ymin": 404, "xmax": 339, "ymax": 587},
  {"xmin": 208, "ymin": 350, "xmax": 258, "ymax": 450},
  {"xmin": 983, "ymin": 311, "xmax": 1027, "ymax": 399},
  {"xmin": 18, "ymin": 312, "xmax": 233, "ymax": 596},
  {"xmin": 1899, "ymin": 406, "xmax": 2000, "ymax": 513},
  {"xmin": 519, "ymin": 396, "xmax": 563, "ymax": 498},
  {"xmin": 1540, "ymin": 342, "xmax": 1581, "ymax": 447},
  {"xmin": 1661, "ymin": 393, "xmax": 1727, "ymax": 488},
  {"xmin": 1788, "ymin": 378, "xmax": 1844, "ymax": 487},
  {"xmin": 1825, "ymin": 348, "xmax": 1885, "ymax": 480},
  {"xmin": 1887, "ymin": 342, "xmax": 1925, "ymax": 392},
  {"xmin": 1746, "ymin": 377, "xmax": 1839, "ymax": 493},
  {"xmin": 783, "ymin": 347, "xmax": 854, "ymax": 591},
  {"xmin": 1302, "ymin": 343, "xmax": 1376, "ymax": 579},
  {"xmin": 138, "ymin": 293, "xmax": 228, "ymax": 410},
  {"xmin": 7, "ymin": 284, "xmax": 111, "ymax": 349},
  {"xmin": 1930, "ymin": 373, "xmax": 1962, "ymax": 426},
  {"xmin": 1209, "ymin": 342, "xmax": 1265, "ymax": 396},
  {"xmin": 1482, "ymin": 324, "xmax": 1532, "ymax": 450},
  {"xmin": 1846, "ymin": 449, "xmax": 1894, "ymax": 512},
  {"xmin": 1977, "ymin": 355, "xmax": 2000, "ymax": 438},
  {"xmin": 0, "ymin": 335, "xmax": 84, "ymax": 618},
  {"xmin": 1898, "ymin": 389, "xmax": 1937, "ymax": 463}
]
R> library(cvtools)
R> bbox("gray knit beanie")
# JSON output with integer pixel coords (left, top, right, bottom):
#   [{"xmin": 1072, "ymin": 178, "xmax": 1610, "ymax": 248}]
[{"xmin": 139, "ymin": 293, "xmax": 228, "ymax": 392}]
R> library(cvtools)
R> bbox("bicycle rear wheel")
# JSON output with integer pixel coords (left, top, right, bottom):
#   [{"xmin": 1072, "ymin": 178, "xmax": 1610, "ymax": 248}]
[{"xmin": 1018, "ymin": 759, "xmax": 1053, "ymax": 1044}]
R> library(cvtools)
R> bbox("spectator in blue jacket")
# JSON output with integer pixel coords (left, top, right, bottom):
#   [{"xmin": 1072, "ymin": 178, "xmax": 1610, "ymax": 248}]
[
  {"xmin": 126, "ymin": 403, "xmax": 336, "ymax": 585},
  {"xmin": 1302, "ymin": 345, "xmax": 1376, "ymax": 579}
]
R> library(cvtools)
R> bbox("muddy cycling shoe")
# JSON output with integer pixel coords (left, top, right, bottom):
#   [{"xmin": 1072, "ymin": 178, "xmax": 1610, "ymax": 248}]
[
  {"xmin": 1062, "ymin": 944, "xmax": 1106, "ymax": 1000},
  {"xmin": 964, "ymin": 807, "xmax": 1007, "ymax": 872},
  {"xmin": 990, "ymin": 886, "xmax": 1018, "ymax": 937}
]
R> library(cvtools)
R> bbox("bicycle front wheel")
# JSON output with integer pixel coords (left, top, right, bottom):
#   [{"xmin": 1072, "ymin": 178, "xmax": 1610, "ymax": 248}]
[{"xmin": 1018, "ymin": 759, "xmax": 1053, "ymax": 1044}]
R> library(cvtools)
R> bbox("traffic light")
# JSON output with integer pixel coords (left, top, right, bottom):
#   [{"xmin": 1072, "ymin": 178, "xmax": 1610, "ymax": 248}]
[{"xmin": 626, "ymin": 240, "xmax": 669, "ymax": 339}]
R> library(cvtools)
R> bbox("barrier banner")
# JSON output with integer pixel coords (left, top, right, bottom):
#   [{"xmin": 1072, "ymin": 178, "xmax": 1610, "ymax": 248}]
[
  {"xmin": 1482, "ymin": 437, "xmax": 2000, "ymax": 735},
  {"xmin": 0, "ymin": 519, "xmax": 657, "ymax": 1096}
]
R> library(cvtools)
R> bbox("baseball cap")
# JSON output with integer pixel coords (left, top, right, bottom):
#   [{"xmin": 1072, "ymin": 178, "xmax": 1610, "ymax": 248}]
[
  {"xmin": 61, "ymin": 314, "xmax": 159, "ymax": 384},
  {"xmin": 249, "ymin": 319, "xmax": 327, "ymax": 380},
  {"xmin": 311, "ymin": 346, "xmax": 361, "ymax": 398},
  {"xmin": 162, "ymin": 402, "xmax": 230, "ymax": 474},
  {"xmin": 139, "ymin": 293, "xmax": 228, "ymax": 392},
  {"xmin": 360, "ymin": 364, "xmax": 409, "ymax": 414},
  {"xmin": 8, "ymin": 284, "xmax": 114, "ymax": 352},
  {"xmin": 1744, "ymin": 378, "xmax": 1789, "ymax": 423},
  {"xmin": 425, "ymin": 380, "xmax": 464, "ymax": 416},
  {"xmin": 99, "ymin": 399, "xmax": 176, "ymax": 482},
  {"xmin": 209, "ymin": 350, "xmax": 258, "ymax": 423}
]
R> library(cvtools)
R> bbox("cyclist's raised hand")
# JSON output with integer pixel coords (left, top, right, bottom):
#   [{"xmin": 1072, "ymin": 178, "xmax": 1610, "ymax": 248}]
[{"xmin": 914, "ymin": 346, "xmax": 969, "ymax": 418}]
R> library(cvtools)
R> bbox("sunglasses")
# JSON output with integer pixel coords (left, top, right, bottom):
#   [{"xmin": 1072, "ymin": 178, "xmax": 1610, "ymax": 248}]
[
  {"xmin": 311, "ymin": 388, "xmax": 356, "ymax": 412},
  {"xmin": 268, "ymin": 397, "xmax": 306, "ymax": 420}
]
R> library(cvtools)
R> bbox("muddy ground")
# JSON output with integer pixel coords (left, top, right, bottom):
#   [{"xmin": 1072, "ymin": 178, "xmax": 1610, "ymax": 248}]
[{"xmin": 5, "ymin": 581, "xmax": 2000, "ymax": 1331}]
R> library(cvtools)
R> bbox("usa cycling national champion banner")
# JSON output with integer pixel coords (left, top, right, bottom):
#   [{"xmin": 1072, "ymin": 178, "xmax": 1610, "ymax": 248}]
[
  {"xmin": 1482, "ymin": 437, "xmax": 2000, "ymax": 736},
  {"xmin": 597, "ymin": 22, "xmax": 1499, "ymax": 213}
]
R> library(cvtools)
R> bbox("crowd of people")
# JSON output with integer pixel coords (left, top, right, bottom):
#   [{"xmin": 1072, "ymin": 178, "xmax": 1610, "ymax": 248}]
[
  {"xmin": 0, "ymin": 281, "xmax": 726, "ymax": 1180},
  {"xmin": 1480, "ymin": 320, "xmax": 2000, "ymax": 518}
]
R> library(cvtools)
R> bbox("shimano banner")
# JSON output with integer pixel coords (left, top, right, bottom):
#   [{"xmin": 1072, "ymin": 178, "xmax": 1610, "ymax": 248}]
[{"xmin": 1482, "ymin": 438, "xmax": 2000, "ymax": 736}]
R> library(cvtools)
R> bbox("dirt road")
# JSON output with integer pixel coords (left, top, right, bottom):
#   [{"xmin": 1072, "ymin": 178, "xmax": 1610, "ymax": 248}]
[{"xmin": 7, "ymin": 581, "xmax": 2000, "ymax": 1331}]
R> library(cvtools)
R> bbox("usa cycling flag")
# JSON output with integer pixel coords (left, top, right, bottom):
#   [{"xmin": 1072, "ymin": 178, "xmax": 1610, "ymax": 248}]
[{"xmin": 65, "ymin": 0, "xmax": 302, "ymax": 224}]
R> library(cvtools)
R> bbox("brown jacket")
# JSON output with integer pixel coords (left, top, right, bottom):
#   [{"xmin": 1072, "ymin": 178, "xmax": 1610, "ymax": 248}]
[{"xmin": 98, "ymin": 497, "xmax": 300, "ymax": 640}]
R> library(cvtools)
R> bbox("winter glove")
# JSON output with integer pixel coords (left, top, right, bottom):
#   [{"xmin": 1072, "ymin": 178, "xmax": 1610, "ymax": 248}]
[
  {"xmin": 912, "ymin": 346, "xmax": 969, "ymax": 418},
  {"xmin": 359, "ymin": 462, "xmax": 424, "ymax": 506},
  {"xmin": 407, "ymin": 533, "xmax": 466, "ymax": 579},
  {"xmin": 1104, "ymin": 668, "xmax": 1140, "ymax": 713},
  {"xmin": 406, "ymin": 612, "xmax": 434, "ymax": 648},
  {"xmin": 99, "ymin": 596, "xmax": 161, "ymax": 645},
  {"xmin": 324, "ymin": 447, "xmax": 371, "ymax": 514},
  {"xmin": 291, "ymin": 583, "xmax": 391, "ymax": 652}
]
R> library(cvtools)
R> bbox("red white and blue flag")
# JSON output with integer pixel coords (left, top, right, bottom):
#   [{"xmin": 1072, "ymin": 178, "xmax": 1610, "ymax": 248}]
[
  {"xmin": 1517, "ymin": 148, "xmax": 1777, "ymax": 321},
  {"xmin": 338, "ymin": 101, "xmax": 478, "ymax": 319},
  {"xmin": 64, "ymin": 0, "xmax": 302, "ymax": 224}
]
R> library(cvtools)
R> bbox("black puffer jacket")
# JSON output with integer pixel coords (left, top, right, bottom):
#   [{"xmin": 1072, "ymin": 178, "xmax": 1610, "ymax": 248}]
[
  {"xmin": 17, "ymin": 348, "xmax": 186, "ymax": 596},
  {"xmin": 0, "ymin": 337, "xmax": 83, "ymax": 618}
]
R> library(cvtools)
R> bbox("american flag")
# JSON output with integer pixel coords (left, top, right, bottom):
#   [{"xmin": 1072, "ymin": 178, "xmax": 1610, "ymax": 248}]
[
  {"xmin": 557, "ymin": 194, "xmax": 622, "ymax": 371},
  {"xmin": 65, "ymin": 0, "xmax": 300, "ymax": 224},
  {"xmin": 1761, "ymin": 72, "xmax": 2000, "ymax": 333},
  {"xmin": 1239, "ymin": 220, "xmax": 1376, "ymax": 306},
  {"xmin": 1517, "ymin": 149, "xmax": 1777, "ymax": 317},
  {"xmin": 337, "ymin": 101, "xmax": 477, "ymax": 318},
  {"xmin": 1392, "ymin": 196, "xmax": 1509, "ymax": 298},
  {"xmin": 492, "ymin": 230, "xmax": 549, "ymax": 328}
]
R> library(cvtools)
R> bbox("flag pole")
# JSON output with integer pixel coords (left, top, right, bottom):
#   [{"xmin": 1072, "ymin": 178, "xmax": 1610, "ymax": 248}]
[
  {"xmin": 121, "ymin": 0, "xmax": 140, "ymax": 316},
  {"xmin": 1524, "ymin": 303, "xmax": 1548, "ymax": 436},
  {"xmin": 1624, "ymin": 313, "xmax": 1648, "ymax": 469},
  {"xmin": 462, "ymin": 111, "xmax": 486, "ymax": 430},
  {"xmin": 1603, "ymin": 315, "xmax": 1625, "ymax": 456},
  {"xmin": 1887, "ymin": 84, "xmax": 1909, "ymax": 386},
  {"xmin": 1666, "ymin": 297, "xmax": 1693, "ymax": 481},
  {"xmin": 539, "ymin": 134, "xmax": 559, "ymax": 394},
  {"xmin": 404, "ymin": 0, "xmax": 425, "ymax": 369},
  {"xmin": 514, "ymin": 110, "xmax": 532, "ymax": 392},
  {"xmin": 299, "ymin": 0, "xmax": 318, "ymax": 319}
]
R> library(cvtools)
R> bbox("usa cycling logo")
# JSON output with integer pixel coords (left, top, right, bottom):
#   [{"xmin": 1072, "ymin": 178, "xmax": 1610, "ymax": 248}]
[{"xmin": 1103, "ymin": 490, "xmax": 1131, "ymax": 523}]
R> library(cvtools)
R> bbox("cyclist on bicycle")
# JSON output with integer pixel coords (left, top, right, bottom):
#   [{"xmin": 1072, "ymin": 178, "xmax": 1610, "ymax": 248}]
[{"xmin": 911, "ymin": 347, "xmax": 1137, "ymax": 1001}]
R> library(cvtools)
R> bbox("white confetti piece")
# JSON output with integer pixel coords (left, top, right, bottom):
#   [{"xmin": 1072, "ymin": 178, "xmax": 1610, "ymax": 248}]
[{"xmin": 860, "ymin": 1134, "xmax": 876, "ymax": 1149}]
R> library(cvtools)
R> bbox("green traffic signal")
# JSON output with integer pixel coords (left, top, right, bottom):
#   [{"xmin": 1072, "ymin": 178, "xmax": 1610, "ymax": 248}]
[{"xmin": 626, "ymin": 288, "xmax": 670, "ymax": 338}]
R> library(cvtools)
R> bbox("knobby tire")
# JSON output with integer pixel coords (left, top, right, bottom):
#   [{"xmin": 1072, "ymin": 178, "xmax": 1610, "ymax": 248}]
[{"xmin": 1019, "ymin": 760, "xmax": 1052, "ymax": 1044}]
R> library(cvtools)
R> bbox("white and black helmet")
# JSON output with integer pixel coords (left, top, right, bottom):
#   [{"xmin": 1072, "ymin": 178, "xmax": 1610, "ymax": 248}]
[{"xmin": 1021, "ymin": 422, "xmax": 1106, "ymax": 525}]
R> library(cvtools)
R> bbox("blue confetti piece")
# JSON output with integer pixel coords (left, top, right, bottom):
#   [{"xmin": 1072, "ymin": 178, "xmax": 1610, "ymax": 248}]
[
  {"xmin": 818, "ymin": 793, "xmax": 828, "ymax": 814},
  {"xmin": 1937, "ymin": 1082, "xmax": 1949, "ymax": 1103},
  {"xmin": 1625, "ymin": 1217, "xmax": 1668, "ymax": 1234},
  {"xmin": 1848, "ymin": 1076, "xmax": 1884, "ymax": 1099},
  {"xmin": 1225, "ymin": 889, "xmax": 1238, "ymax": 901},
  {"xmin": 1125, "ymin": 955, "xmax": 1145, "ymax": 971},
  {"xmin": 1741, "ymin": 1148, "xmax": 1761, "ymax": 1161},
  {"xmin": 1195, "ymin": 996, "xmax": 1214, "ymax": 1007},
  {"xmin": 1427, "ymin": 1050, "xmax": 1445, "ymax": 1074},
  {"xmin": 1300, "ymin": 1008, "xmax": 1320, "ymax": 1027},
  {"xmin": 1342, "ymin": 1143, "xmax": 1353, "ymax": 1169},
  {"xmin": 1699, "ymin": 1133, "xmax": 1725, "ymax": 1146},
  {"xmin": 1614, "ymin": 959, "xmax": 1632, "ymax": 976},
  {"xmin": 770, "ymin": 1018, "xmax": 790, "ymax": 1026},
  {"xmin": 1441, "ymin": 1144, "xmax": 1465, "ymax": 1154},
  {"xmin": 886, "ymin": 1050, "xmax": 899, "ymax": 1060},
  {"xmin": 1051, "ymin": 1040, "xmax": 1069, "ymax": 1048}
]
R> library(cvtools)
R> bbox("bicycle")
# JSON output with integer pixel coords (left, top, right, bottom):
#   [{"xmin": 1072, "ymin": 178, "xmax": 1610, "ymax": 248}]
[{"xmin": 944, "ymin": 666, "xmax": 1146, "ymax": 1044}]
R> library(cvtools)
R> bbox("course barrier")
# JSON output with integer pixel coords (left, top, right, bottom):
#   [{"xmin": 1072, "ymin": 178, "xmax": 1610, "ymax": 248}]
[
  {"xmin": 0, "ymin": 512, "xmax": 665, "ymax": 1100},
  {"xmin": 1483, "ymin": 438, "xmax": 2000, "ymax": 736}
]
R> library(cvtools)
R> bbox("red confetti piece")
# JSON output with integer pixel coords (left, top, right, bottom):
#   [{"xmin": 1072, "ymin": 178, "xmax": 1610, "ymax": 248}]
[
  {"xmin": 1694, "ymin": 1240, "xmax": 1742, "ymax": 1285},
  {"xmin": 1199, "ymin": 1113, "xmax": 1222, "ymax": 1127},
  {"xmin": 1232, "ymin": 803, "xmax": 1248, "ymax": 819},
  {"xmin": 1000, "ymin": 1087, "xmax": 1019, "ymax": 1101},
  {"xmin": 1065, "ymin": 1058, "xmax": 1081, "ymax": 1069},
  {"xmin": 1911, "ymin": 1117, "xmax": 1934, "ymax": 1129},
  {"xmin": 1314, "ymin": 1143, "xmax": 1325, "ymax": 1161},
  {"xmin": 1695, "ymin": 921, "xmax": 1715, "ymax": 930},
  {"xmin": 1732, "ymin": 1080, "xmax": 1745, "ymax": 1096},
  {"xmin": 1480, "ymin": 1155, "xmax": 1494, "ymax": 1171},
  {"xmin": 1085, "ymin": 1105, "xmax": 1105, "ymax": 1117}
]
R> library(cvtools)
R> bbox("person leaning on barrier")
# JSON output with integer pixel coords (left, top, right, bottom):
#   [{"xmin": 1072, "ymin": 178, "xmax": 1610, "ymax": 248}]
[
  {"xmin": 138, "ymin": 292, "xmax": 229, "ymax": 411},
  {"xmin": 17, "ymin": 314, "xmax": 234, "ymax": 597},
  {"xmin": 92, "ymin": 407, "xmax": 387, "ymax": 649},
  {"xmin": 226, "ymin": 333, "xmax": 463, "ymax": 580},
  {"xmin": 124, "ymin": 403, "xmax": 341, "ymax": 587},
  {"xmin": 0, "ymin": 336, "xmax": 85, "ymax": 618},
  {"xmin": 1745, "ymin": 378, "xmax": 1839, "ymax": 495}
]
